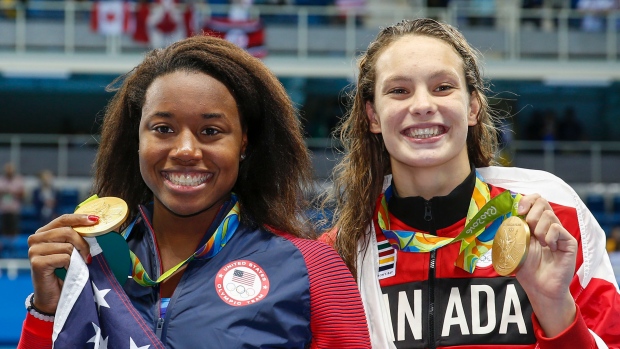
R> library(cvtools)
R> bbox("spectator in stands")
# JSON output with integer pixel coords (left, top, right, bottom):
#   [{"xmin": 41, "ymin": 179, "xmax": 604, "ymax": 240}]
[
  {"xmin": 524, "ymin": 108, "xmax": 558, "ymax": 142},
  {"xmin": 558, "ymin": 106, "xmax": 585, "ymax": 141},
  {"xmin": 18, "ymin": 35, "xmax": 370, "ymax": 348},
  {"xmin": 541, "ymin": 108, "xmax": 558, "ymax": 142},
  {"xmin": 0, "ymin": 162, "xmax": 24, "ymax": 238},
  {"xmin": 606, "ymin": 225, "xmax": 620, "ymax": 252},
  {"xmin": 524, "ymin": 109, "xmax": 545, "ymax": 140},
  {"xmin": 577, "ymin": 0, "xmax": 617, "ymax": 32},
  {"xmin": 521, "ymin": 0, "xmax": 569, "ymax": 31},
  {"xmin": 497, "ymin": 117, "xmax": 514, "ymax": 166},
  {"xmin": 321, "ymin": 18, "xmax": 620, "ymax": 348},
  {"xmin": 1, "ymin": 0, "xmax": 16, "ymax": 18},
  {"xmin": 31, "ymin": 169, "xmax": 58, "ymax": 226}
]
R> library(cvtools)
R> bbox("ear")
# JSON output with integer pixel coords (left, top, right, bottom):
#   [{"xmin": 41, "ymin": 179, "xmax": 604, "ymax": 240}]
[
  {"xmin": 468, "ymin": 91, "xmax": 481, "ymax": 126},
  {"xmin": 366, "ymin": 101, "xmax": 382, "ymax": 134},
  {"xmin": 241, "ymin": 131, "xmax": 248, "ymax": 155}
]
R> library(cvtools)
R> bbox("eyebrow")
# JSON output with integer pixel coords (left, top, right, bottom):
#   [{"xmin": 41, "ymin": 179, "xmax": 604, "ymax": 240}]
[
  {"xmin": 382, "ymin": 69, "xmax": 460, "ymax": 85},
  {"xmin": 382, "ymin": 75, "xmax": 412, "ymax": 85},
  {"xmin": 201, "ymin": 113, "xmax": 224, "ymax": 119},
  {"xmin": 149, "ymin": 112, "xmax": 225, "ymax": 119},
  {"xmin": 428, "ymin": 69, "xmax": 460, "ymax": 81}
]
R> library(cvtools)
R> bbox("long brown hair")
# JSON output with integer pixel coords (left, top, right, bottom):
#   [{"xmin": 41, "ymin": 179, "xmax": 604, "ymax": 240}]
[
  {"xmin": 330, "ymin": 18, "xmax": 499, "ymax": 276},
  {"xmin": 93, "ymin": 35, "xmax": 314, "ymax": 238}
]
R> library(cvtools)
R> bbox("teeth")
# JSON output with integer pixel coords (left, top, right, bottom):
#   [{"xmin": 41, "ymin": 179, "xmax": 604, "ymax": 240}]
[
  {"xmin": 165, "ymin": 173, "xmax": 209, "ymax": 186},
  {"xmin": 406, "ymin": 126, "xmax": 443, "ymax": 139}
]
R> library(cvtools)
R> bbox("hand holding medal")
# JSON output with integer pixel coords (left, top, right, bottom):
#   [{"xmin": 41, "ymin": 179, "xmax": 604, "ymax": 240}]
[
  {"xmin": 54, "ymin": 196, "xmax": 132, "ymax": 286},
  {"xmin": 495, "ymin": 193, "xmax": 578, "ymax": 338},
  {"xmin": 27, "ymin": 195, "xmax": 132, "ymax": 315}
]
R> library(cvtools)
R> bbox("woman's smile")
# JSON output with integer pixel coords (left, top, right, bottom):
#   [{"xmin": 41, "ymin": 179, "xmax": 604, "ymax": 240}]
[
  {"xmin": 162, "ymin": 171, "xmax": 212, "ymax": 188},
  {"xmin": 402, "ymin": 125, "xmax": 448, "ymax": 140}
]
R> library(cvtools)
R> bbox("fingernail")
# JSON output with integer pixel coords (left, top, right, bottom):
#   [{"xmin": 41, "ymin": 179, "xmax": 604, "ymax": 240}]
[
  {"xmin": 88, "ymin": 215, "xmax": 99, "ymax": 222},
  {"xmin": 86, "ymin": 254, "xmax": 92, "ymax": 264},
  {"xmin": 518, "ymin": 205, "xmax": 524, "ymax": 213}
]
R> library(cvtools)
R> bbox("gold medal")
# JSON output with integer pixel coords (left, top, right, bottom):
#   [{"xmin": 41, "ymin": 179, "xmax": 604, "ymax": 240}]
[
  {"xmin": 73, "ymin": 197, "xmax": 129, "ymax": 237},
  {"xmin": 492, "ymin": 216, "xmax": 530, "ymax": 276}
]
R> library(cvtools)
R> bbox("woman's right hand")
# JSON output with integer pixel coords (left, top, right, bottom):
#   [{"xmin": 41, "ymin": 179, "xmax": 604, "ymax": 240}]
[{"xmin": 27, "ymin": 214, "xmax": 99, "ymax": 315}]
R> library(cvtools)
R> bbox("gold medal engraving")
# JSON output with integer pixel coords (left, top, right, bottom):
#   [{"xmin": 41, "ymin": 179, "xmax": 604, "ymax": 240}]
[
  {"xmin": 73, "ymin": 197, "xmax": 129, "ymax": 237},
  {"xmin": 492, "ymin": 216, "xmax": 530, "ymax": 276}
]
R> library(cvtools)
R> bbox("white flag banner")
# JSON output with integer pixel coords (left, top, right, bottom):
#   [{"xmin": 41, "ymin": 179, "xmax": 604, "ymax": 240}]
[{"xmin": 95, "ymin": 1, "xmax": 126, "ymax": 36}]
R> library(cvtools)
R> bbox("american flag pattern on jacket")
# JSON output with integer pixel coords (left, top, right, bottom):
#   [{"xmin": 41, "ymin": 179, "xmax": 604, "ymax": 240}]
[{"xmin": 52, "ymin": 237, "xmax": 165, "ymax": 349}]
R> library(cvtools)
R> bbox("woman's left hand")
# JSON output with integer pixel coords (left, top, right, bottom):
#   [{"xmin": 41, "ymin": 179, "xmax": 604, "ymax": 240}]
[{"xmin": 513, "ymin": 193, "xmax": 578, "ymax": 338}]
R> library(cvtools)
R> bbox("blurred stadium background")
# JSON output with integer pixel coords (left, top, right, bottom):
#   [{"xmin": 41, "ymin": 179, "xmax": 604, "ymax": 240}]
[{"xmin": 1, "ymin": 0, "xmax": 620, "ymax": 346}]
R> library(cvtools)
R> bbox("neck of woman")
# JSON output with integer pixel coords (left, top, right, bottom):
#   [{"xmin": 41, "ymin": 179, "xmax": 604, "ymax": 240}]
[
  {"xmin": 391, "ymin": 159, "xmax": 472, "ymax": 200},
  {"xmin": 152, "ymin": 204, "xmax": 220, "ymax": 270}
]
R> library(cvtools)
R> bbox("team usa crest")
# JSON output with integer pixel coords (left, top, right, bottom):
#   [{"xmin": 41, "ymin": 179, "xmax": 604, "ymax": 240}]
[{"xmin": 215, "ymin": 259, "xmax": 270, "ymax": 307}]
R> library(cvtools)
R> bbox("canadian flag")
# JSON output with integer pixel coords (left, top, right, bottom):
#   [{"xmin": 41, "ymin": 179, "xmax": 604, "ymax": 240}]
[
  {"xmin": 147, "ymin": 0, "xmax": 184, "ymax": 48},
  {"xmin": 90, "ymin": 1, "xmax": 131, "ymax": 36},
  {"xmin": 132, "ymin": 0, "xmax": 150, "ymax": 43}
]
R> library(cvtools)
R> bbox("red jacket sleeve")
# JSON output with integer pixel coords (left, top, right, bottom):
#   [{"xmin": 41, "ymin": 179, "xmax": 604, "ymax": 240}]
[
  {"xmin": 569, "ymin": 266, "xmax": 620, "ymax": 348},
  {"xmin": 284, "ymin": 235, "xmax": 371, "ymax": 348},
  {"xmin": 17, "ymin": 312, "xmax": 53, "ymax": 349},
  {"xmin": 550, "ymin": 203, "xmax": 620, "ymax": 348},
  {"xmin": 533, "ymin": 305, "xmax": 595, "ymax": 349}
]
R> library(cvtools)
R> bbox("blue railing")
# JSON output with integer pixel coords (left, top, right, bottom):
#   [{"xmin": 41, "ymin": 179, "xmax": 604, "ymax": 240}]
[{"xmin": 1, "ymin": 1, "xmax": 620, "ymax": 60}]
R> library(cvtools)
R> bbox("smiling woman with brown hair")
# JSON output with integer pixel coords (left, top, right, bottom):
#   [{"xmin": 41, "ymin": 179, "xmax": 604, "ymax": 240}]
[{"xmin": 322, "ymin": 18, "xmax": 620, "ymax": 349}]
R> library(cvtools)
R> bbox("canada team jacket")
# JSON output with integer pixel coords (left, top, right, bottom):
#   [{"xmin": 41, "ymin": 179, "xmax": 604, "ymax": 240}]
[
  {"xmin": 19, "ymin": 203, "xmax": 371, "ymax": 349},
  {"xmin": 354, "ymin": 166, "xmax": 620, "ymax": 349}
]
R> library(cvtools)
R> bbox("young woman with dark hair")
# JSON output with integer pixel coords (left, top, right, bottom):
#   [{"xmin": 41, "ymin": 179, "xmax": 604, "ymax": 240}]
[{"xmin": 19, "ymin": 35, "xmax": 370, "ymax": 349}]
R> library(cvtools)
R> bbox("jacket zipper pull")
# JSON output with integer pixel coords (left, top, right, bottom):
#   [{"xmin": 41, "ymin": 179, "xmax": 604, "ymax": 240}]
[
  {"xmin": 156, "ymin": 317, "xmax": 165, "ymax": 338},
  {"xmin": 424, "ymin": 201, "xmax": 432, "ymax": 221}
]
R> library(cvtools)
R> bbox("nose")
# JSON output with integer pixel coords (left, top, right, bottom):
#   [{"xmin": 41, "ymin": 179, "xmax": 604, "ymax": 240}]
[
  {"xmin": 409, "ymin": 89, "xmax": 437, "ymax": 117},
  {"xmin": 171, "ymin": 130, "xmax": 202, "ymax": 163}
]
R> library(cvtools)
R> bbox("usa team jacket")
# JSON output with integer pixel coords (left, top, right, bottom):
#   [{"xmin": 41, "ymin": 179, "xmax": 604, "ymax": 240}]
[
  {"xmin": 19, "ymin": 203, "xmax": 371, "ymax": 349},
  {"xmin": 353, "ymin": 166, "xmax": 620, "ymax": 349}
]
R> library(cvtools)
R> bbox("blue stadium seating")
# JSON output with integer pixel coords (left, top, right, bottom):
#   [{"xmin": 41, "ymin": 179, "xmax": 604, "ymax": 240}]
[
  {"xmin": 610, "ymin": 195, "xmax": 620, "ymax": 228},
  {"xmin": 586, "ymin": 194, "xmax": 606, "ymax": 214},
  {"xmin": 57, "ymin": 188, "xmax": 80, "ymax": 208},
  {"xmin": 57, "ymin": 188, "xmax": 81, "ymax": 215},
  {"xmin": 585, "ymin": 194, "xmax": 610, "ymax": 234},
  {"xmin": 19, "ymin": 205, "xmax": 39, "ymax": 236}
]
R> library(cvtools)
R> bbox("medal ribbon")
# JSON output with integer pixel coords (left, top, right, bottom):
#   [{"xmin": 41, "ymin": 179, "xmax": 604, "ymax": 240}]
[
  {"xmin": 74, "ymin": 194, "xmax": 240, "ymax": 287},
  {"xmin": 128, "ymin": 195, "xmax": 241, "ymax": 287},
  {"xmin": 377, "ymin": 175, "xmax": 522, "ymax": 272}
]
